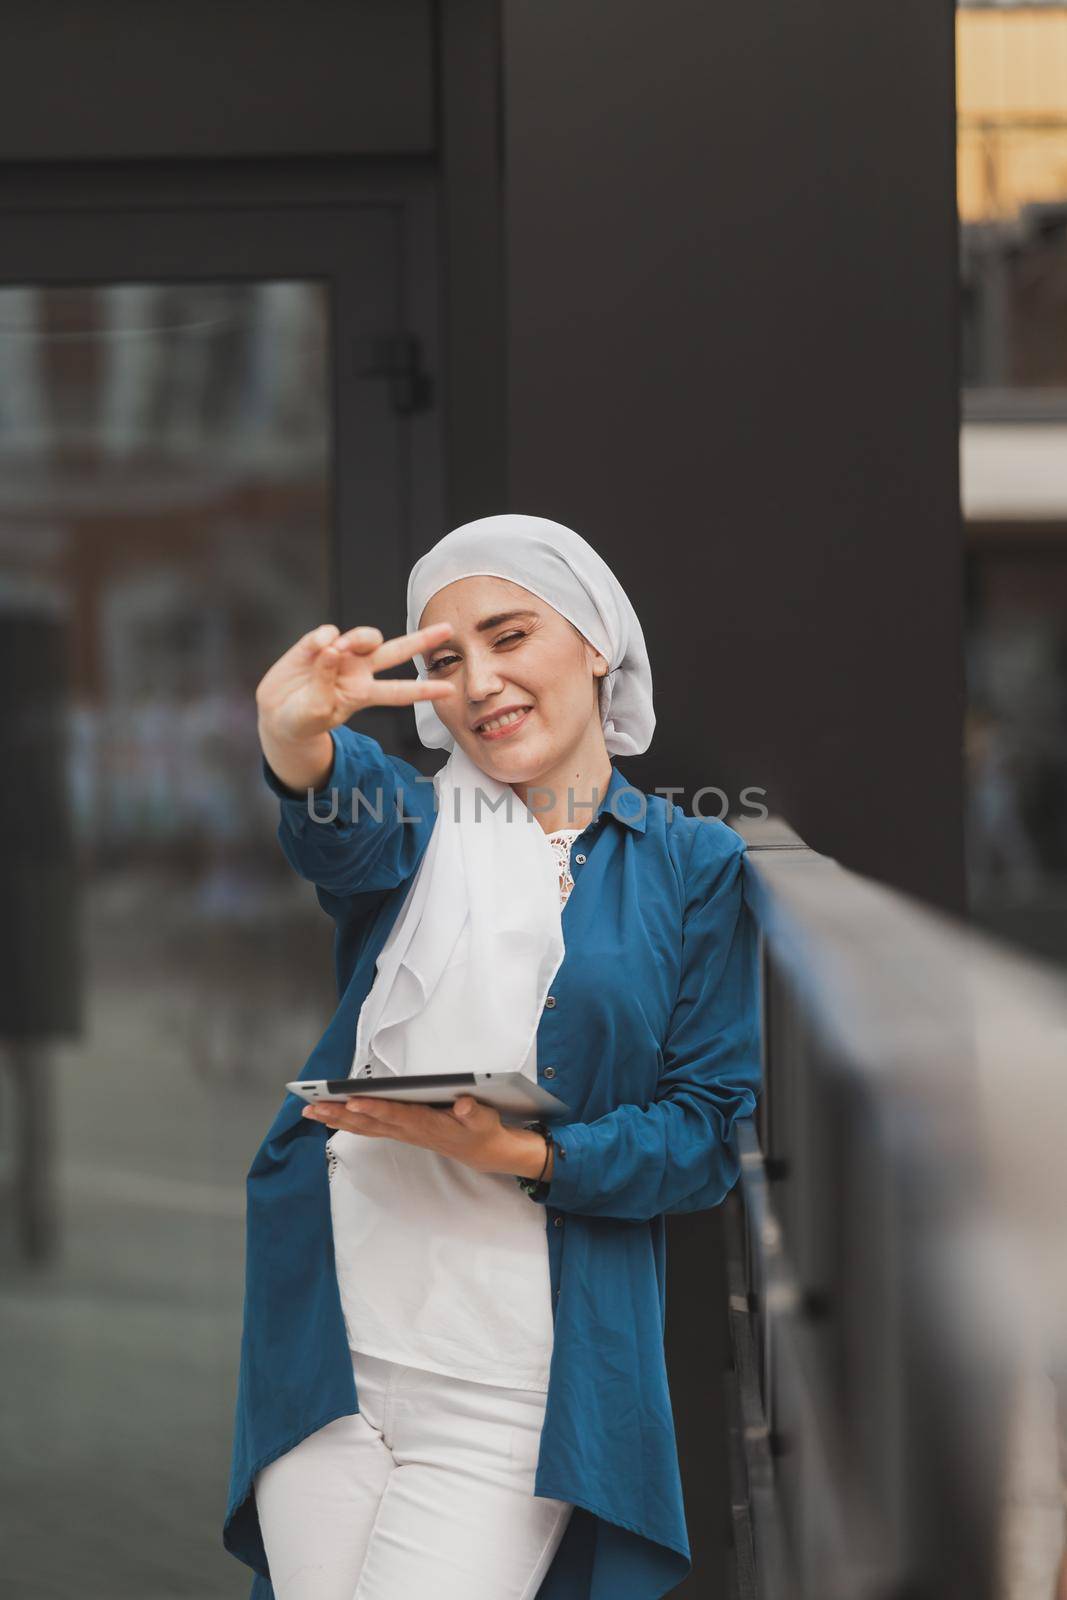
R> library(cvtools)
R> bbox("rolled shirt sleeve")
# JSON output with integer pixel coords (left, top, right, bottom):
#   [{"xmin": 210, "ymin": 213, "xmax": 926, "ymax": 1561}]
[
  {"xmin": 261, "ymin": 723, "xmax": 438, "ymax": 896},
  {"xmin": 535, "ymin": 824, "xmax": 762, "ymax": 1223}
]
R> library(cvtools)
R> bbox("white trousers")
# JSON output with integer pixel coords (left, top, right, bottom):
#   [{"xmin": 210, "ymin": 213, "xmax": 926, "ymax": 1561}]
[{"xmin": 254, "ymin": 1348, "xmax": 574, "ymax": 1600}]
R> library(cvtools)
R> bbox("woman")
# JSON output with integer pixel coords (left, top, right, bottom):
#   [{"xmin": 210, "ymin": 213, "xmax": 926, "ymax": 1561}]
[{"xmin": 225, "ymin": 513, "xmax": 762, "ymax": 1600}]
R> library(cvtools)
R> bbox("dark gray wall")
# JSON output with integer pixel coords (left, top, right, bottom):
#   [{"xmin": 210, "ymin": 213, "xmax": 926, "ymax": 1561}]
[
  {"xmin": 439, "ymin": 0, "xmax": 509, "ymax": 525},
  {"xmin": 0, "ymin": 0, "xmax": 434, "ymax": 160},
  {"xmin": 499, "ymin": 3, "xmax": 962, "ymax": 1590},
  {"xmin": 501, "ymin": 0, "xmax": 965, "ymax": 916}
]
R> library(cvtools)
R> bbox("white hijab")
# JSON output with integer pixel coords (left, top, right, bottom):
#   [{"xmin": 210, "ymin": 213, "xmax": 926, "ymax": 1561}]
[{"xmin": 350, "ymin": 514, "xmax": 655, "ymax": 1083}]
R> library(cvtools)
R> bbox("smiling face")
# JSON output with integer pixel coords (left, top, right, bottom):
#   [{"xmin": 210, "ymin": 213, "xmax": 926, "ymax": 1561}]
[{"xmin": 418, "ymin": 575, "xmax": 610, "ymax": 784}]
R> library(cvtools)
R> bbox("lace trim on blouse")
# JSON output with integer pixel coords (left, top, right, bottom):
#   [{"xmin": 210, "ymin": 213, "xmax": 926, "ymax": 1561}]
[{"xmin": 546, "ymin": 827, "xmax": 583, "ymax": 908}]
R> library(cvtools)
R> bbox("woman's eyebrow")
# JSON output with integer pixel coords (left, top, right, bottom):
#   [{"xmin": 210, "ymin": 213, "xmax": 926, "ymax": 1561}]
[
  {"xmin": 428, "ymin": 609, "xmax": 540, "ymax": 649},
  {"xmin": 475, "ymin": 609, "xmax": 540, "ymax": 632}
]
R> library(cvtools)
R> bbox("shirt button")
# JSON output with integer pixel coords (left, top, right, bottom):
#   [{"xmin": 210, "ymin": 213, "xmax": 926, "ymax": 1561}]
[
  {"xmin": 574, "ymin": 853, "xmax": 586, "ymax": 865},
  {"xmin": 544, "ymin": 996, "xmax": 556, "ymax": 1009},
  {"xmin": 543, "ymin": 1066, "xmax": 556, "ymax": 1079},
  {"xmin": 553, "ymin": 1215, "xmax": 563, "ymax": 1227}
]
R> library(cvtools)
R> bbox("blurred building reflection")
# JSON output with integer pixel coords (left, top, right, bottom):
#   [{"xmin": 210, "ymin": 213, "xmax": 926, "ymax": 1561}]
[
  {"xmin": 0, "ymin": 284, "xmax": 326, "ymax": 844},
  {"xmin": 0, "ymin": 279, "xmax": 340, "ymax": 1060},
  {"xmin": 957, "ymin": 1, "xmax": 1067, "ymax": 966},
  {"xmin": 958, "ymin": 17, "xmax": 1067, "ymax": 1590},
  {"xmin": 0, "ymin": 278, "xmax": 343, "ymax": 1594}
]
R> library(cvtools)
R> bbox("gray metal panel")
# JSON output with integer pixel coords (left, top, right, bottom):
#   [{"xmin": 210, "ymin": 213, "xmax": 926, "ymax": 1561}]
[{"xmin": 727, "ymin": 816, "xmax": 1067, "ymax": 1598}]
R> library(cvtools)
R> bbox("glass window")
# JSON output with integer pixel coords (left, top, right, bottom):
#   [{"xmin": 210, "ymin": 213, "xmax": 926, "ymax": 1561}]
[{"xmin": 0, "ymin": 280, "xmax": 337, "ymax": 1595}]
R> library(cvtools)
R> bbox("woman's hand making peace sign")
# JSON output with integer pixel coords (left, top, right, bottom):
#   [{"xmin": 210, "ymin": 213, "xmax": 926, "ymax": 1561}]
[{"xmin": 255, "ymin": 620, "xmax": 458, "ymax": 793}]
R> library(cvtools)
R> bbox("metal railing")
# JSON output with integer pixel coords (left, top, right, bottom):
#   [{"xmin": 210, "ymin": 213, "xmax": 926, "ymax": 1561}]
[{"xmin": 724, "ymin": 815, "xmax": 1067, "ymax": 1600}]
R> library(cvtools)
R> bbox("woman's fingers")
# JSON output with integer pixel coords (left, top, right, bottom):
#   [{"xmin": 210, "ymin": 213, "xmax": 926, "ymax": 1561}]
[
  {"xmin": 333, "ymin": 625, "xmax": 384, "ymax": 654},
  {"xmin": 310, "ymin": 639, "xmax": 342, "ymax": 674},
  {"xmin": 285, "ymin": 623, "xmax": 341, "ymax": 665},
  {"xmin": 301, "ymin": 1098, "xmax": 504, "ymax": 1175},
  {"xmin": 269, "ymin": 618, "xmax": 443, "ymax": 680},
  {"xmin": 305, "ymin": 1108, "xmax": 387, "ymax": 1137},
  {"xmin": 303, "ymin": 1098, "xmax": 447, "ymax": 1145},
  {"xmin": 260, "ymin": 620, "xmax": 456, "ymax": 728},
  {"xmin": 264, "ymin": 623, "xmax": 374, "ymax": 692},
  {"xmin": 256, "ymin": 625, "xmax": 338, "ymax": 702},
  {"xmin": 361, "ymin": 621, "xmax": 452, "ymax": 675},
  {"xmin": 330, "ymin": 623, "xmax": 457, "ymax": 710},
  {"xmin": 353, "ymin": 678, "xmax": 457, "ymax": 707}
]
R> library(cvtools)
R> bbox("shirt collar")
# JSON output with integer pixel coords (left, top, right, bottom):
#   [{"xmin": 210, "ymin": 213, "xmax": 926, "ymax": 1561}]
[{"xmin": 592, "ymin": 763, "xmax": 647, "ymax": 834}]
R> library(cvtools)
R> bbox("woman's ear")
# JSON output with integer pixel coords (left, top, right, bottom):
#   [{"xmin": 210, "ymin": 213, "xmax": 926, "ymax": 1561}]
[
  {"xmin": 594, "ymin": 658, "xmax": 609, "ymax": 718},
  {"xmin": 590, "ymin": 647, "xmax": 608, "ymax": 679},
  {"xmin": 575, "ymin": 627, "xmax": 608, "ymax": 681}
]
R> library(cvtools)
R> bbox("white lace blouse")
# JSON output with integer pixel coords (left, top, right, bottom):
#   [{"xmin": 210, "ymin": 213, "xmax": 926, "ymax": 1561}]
[{"xmin": 324, "ymin": 827, "xmax": 583, "ymax": 1391}]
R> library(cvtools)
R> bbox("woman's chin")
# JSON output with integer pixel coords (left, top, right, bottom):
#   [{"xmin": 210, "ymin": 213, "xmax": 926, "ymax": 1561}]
[
  {"xmin": 469, "ymin": 735, "xmax": 551, "ymax": 785},
  {"xmin": 473, "ymin": 750, "xmax": 537, "ymax": 782}
]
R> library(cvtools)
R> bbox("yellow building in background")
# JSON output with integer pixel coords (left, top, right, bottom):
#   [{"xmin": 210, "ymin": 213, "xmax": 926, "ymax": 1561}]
[{"xmin": 957, "ymin": 4, "xmax": 1067, "ymax": 221}]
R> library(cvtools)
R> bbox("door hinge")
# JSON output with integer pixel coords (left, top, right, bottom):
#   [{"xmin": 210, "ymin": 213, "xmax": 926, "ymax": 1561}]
[{"xmin": 353, "ymin": 334, "xmax": 434, "ymax": 415}]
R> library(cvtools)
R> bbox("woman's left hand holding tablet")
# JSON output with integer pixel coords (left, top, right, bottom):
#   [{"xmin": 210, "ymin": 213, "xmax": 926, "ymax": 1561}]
[{"xmin": 301, "ymin": 1095, "xmax": 550, "ymax": 1180}]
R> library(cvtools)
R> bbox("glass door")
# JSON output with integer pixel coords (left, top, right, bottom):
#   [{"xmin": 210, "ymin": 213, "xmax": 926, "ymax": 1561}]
[{"xmin": 0, "ymin": 205, "xmax": 417, "ymax": 1596}]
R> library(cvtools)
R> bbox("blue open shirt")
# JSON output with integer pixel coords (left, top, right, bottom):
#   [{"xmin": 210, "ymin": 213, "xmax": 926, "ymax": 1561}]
[{"xmin": 225, "ymin": 725, "xmax": 762, "ymax": 1600}]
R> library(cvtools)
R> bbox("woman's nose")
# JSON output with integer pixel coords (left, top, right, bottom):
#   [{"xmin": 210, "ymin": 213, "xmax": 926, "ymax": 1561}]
[{"xmin": 464, "ymin": 659, "xmax": 505, "ymax": 703}]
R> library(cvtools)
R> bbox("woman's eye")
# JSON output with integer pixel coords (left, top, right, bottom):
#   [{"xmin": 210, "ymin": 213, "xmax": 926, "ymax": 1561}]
[{"xmin": 426, "ymin": 632, "xmax": 525, "ymax": 673}]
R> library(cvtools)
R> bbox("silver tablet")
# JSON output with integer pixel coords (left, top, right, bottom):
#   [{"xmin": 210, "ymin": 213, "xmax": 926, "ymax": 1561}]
[{"xmin": 286, "ymin": 1071, "xmax": 571, "ymax": 1123}]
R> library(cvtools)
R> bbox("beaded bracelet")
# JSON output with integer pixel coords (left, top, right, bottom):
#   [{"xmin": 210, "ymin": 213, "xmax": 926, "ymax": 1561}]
[{"xmin": 515, "ymin": 1119, "xmax": 554, "ymax": 1200}]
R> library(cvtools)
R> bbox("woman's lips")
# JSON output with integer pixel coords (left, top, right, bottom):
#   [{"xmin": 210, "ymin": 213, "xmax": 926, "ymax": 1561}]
[{"xmin": 475, "ymin": 707, "xmax": 533, "ymax": 741}]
